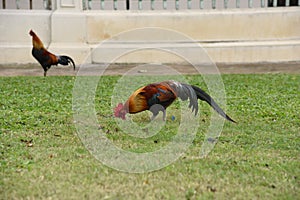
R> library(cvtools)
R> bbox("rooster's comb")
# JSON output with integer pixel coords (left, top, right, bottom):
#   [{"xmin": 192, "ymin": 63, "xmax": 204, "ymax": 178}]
[{"xmin": 114, "ymin": 103, "xmax": 124, "ymax": 114}]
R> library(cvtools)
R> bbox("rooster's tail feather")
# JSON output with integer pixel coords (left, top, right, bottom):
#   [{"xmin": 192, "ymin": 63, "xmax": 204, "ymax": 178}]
[
  {"xmin": 58, "ymin": 55, "xmax": 76, "ymax": 70},
  {"xmin": 191, "ymin": 85, "xmax": 236, "ymax": 123}
]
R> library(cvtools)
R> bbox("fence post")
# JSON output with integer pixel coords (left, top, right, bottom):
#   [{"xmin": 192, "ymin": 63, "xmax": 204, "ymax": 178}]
[
  {"xmin": 101, "ymin": 0, "xmax": 104, "ymax": 10},
  {"xmin": 163, "ymin": 0, "xmax": 167, "ymax": 9},
  {"xmin": 187, "ymin": 0, "xmax": 191, "ymax": 9},
  {"xmin": 151, "ymin": 0, "xmax": 155, "ymax": 10},
  {"xmin": 285, "ymin": 0, "xmax": 289, "ymax": 6},
  {"xmin": 249, "ymin": 0, "xmax": 253, "ymax": 8},
  {"xmin": 16, "ymin": 0, "xmax": 20, "ymax": 9},
  {"xmin": 212, "ymin": 0, "xmax": 216, "ymax": 9},
  {"xmin": 175, "ymin": 0, "xmax": 179, "ymax": 10},
  {"xmin": 114, "ymin": 0, "xmax": 117, "ymax": 10},
  {"xmin": 200, "ymin": 0, "xmax": 204, "ymax": 9},
  {"xmin": 43, "ymin": 0, "xmax": 52, "ymax": 10},
  {"xmin": 224, "ymin": 0, "xmax": 228, "ymax": 8}
]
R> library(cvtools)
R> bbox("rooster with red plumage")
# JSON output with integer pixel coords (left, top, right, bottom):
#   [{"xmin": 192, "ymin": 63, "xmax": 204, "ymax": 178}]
[{"xmin": 114, "ymin": 80, "xmax": 236, "ymax": 123}]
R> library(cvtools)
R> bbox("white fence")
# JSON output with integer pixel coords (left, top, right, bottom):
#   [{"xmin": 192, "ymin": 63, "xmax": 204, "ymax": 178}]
[
  {"xmin": 82, "ymin": 0, "xmax": 300, "ymax": 10},
  {"xmin": 1, "ymin": 0, "xmax": 300, "ymax": 10}
]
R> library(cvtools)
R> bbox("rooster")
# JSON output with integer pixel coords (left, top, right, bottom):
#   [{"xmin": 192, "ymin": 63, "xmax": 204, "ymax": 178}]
[
  {"xmin": 29, "ymin": 30, "xmax": 75, "ymax": 76},
  {"xmin": 114, "ymin": 80, "xmax": 236, "ymax": 123}
]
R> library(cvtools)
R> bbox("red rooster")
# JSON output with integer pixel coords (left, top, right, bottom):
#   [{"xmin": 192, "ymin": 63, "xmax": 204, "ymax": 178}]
[
  {"xmin": 29, "ymin": 30, "xmax": 75, "ymax": 76},
  {"xmin": 114, "ymin": 80, "xmax": 236, "ymax": 123}
]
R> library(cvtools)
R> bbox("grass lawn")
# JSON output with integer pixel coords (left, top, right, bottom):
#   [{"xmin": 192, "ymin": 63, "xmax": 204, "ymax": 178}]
[{"xmin": 0, "ymin": 74, "xmax": 299, "ymax": 199}]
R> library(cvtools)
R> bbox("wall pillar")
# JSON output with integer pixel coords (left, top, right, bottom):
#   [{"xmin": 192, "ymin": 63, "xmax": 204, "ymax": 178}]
[
  {"xmin": 50, "ymin": 0, "xmax": 90, "ymax": 64},
  {"xmin": 56, "ymin": 0, "xmax": 83, "ymax": 10}
]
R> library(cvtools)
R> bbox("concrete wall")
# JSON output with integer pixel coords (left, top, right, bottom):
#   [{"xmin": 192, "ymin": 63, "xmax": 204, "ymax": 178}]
[{"xmin": 0, "ymin": 6, "xmax": 300, "ymax": 65}]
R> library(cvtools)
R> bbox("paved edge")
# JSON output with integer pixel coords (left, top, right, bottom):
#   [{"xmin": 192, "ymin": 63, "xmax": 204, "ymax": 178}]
[{"xmin": 0, "ymin": 62, "xmax": 300, "ymax": 76}]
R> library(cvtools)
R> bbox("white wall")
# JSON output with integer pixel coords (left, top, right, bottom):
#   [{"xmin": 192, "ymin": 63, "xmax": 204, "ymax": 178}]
[{"xmin": 0, "ymin": 5, "xmax": 300, "ymax": 64}]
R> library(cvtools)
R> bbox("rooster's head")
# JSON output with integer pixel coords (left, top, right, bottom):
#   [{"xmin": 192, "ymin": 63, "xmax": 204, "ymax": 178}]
[
  {"xmin": 29, "ymin": 29, "xmax": 35, "ymax": 36},
  {"xmin": 114, "ymin": 103, "xmax": 127, "ymax": 120}
]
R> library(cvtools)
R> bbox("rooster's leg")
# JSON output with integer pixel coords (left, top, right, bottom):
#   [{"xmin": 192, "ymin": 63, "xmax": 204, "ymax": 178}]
[
  {"xmin": 150, "ymin": 104, "xmax": 166, "ymax": 121},
  {"xmin": 162, "ymin": 109, "xmax": 166, "ymax": 121}
]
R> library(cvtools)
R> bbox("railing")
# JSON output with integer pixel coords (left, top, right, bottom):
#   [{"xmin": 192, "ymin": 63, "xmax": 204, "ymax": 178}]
[
  {"xmin": 83, "ymin": 0, "xmax": 300, "ymax": 10},
  {"xmin": 1, "ymin": 0, "xmax": 51, "ymax": 9},
  {"xmin": 1, "ymin": 0, "xmax": 299, "ymax": 10}
]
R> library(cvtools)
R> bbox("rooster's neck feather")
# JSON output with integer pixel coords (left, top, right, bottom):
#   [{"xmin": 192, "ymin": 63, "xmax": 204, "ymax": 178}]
[{"xmin": 32, "ymin": 34, "xmax": 45, "ymax": 49}]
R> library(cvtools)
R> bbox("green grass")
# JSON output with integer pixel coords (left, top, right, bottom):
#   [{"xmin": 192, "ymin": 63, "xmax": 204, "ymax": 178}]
[{"xmin": 0, "ymin": 74, "xmax": 299, "ymax": 199}]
